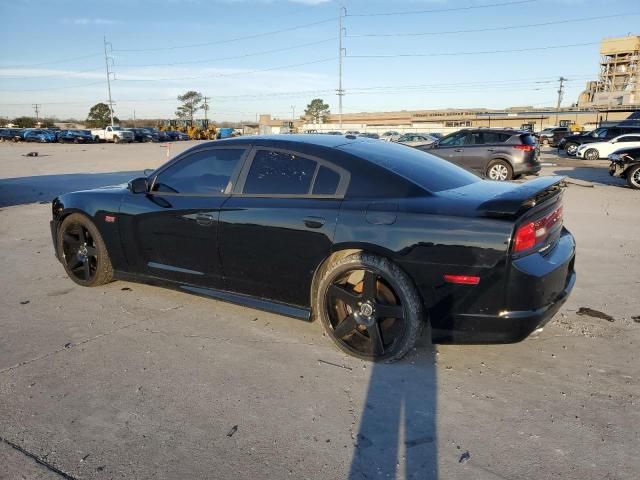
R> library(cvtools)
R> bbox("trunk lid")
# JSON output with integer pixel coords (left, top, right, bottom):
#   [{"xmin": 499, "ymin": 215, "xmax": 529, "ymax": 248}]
[{"xmin": 476, "ymin": 176, "xmax": 565, "ymax": 218}]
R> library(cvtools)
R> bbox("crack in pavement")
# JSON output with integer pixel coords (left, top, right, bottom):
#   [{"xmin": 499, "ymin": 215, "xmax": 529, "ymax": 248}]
[
  {"xmin": 1, "ymin": 436, "xmax": 77, "ymax": 479},
  {"xmin": 0, "ymin": 317, "xmax": 154, "ymax": 375}
]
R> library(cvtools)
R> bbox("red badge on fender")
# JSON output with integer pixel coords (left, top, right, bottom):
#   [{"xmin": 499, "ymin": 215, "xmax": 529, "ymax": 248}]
[{"xmin": 105, "ymin": 215, "xmax": 116, "ymax": 223}]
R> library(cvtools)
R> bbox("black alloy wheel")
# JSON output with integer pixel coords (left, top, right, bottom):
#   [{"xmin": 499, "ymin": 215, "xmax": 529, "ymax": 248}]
[
  {"xmin": 317, "ymin": 253, "xmax": 424, "ymax": 362},
  {"xmin": 627, "ymin": 164, "xmax": 640, "ymax": 190},
  {"xmin": 57, "ymin": 214, "xmax": 113, "ymax": 286},
  {"xmin": 565, "ymin": 143, "xmax": 579, "ymax": 156}
]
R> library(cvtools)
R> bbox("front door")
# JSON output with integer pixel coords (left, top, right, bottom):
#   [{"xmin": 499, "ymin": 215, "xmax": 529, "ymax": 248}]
[
  {"xmin": 430, "ymin": 131, "xmax": 466, "ymax": 165},
  {"xmin": 119, "ymin": 146, "xmax": 248, "ymax": 287},
  {"xmin": 219, "ymin": 147, "xmax": 349, "ymax": 307}
]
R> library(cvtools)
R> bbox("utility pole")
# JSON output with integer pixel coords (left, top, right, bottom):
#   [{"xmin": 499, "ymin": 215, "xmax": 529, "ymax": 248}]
[
  {"xmin": 337, "ymin": 6, "xmax": 346, "ymax": 130},
  {"xmin": 555, "ymin": 76, "xmax": 566, "ymax": 126},
  {"xmin": 133, "ymin": 108, "xmax": 136, "ymax": 127},
  {"xmin": 103, "ymin": 36, "xmax": 115, "ymax": 126},
  {"xmin": 203, "ymin": 96, "xmax": 210, "ymax": 124},
  {"xmin": 32, "ymin": 104, "xmax": 41, "ymax": 122}
]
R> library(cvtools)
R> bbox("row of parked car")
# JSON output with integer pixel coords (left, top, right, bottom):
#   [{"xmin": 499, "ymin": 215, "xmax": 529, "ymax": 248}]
[{"xmin": 0, "ymin": 127, "xmax": 191, "ymax": 144}]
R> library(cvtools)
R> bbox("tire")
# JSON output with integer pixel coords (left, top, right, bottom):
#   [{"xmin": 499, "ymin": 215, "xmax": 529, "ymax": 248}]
[
  {"xmin": 58, "ymin": 138, "xmax": 64, "ymax": 143},
  {"xmin": 584, "ymin": 148, "xmax": 599, "ymax": 160},
  {"xmin": 94, "ymin": 136, "xmax": 100, "ymax": 143},
  {"xmin": 57, "ymin": 213, "xmax": 113, "ymax": 287},
  {"xmin": 486, "ymin": 159, "xmax": 513, "ymax": 181},
  {"xmin": 542, "ymin": 138, "xmax": 549, "ymax": 146},
  {"xmin": 315, "ymin": 252, "xmax": 424, "ymax": 362},
  {"xmin": 626, "ymin": 164, "xmax": 640, "ymax": 190},
  {"xmin": 565, "ymin": 142, "xmax": 579, "ymax": 156},
  {"xmin": 113, "ymin": 136, "xmax": 120, "ymax": 144}
]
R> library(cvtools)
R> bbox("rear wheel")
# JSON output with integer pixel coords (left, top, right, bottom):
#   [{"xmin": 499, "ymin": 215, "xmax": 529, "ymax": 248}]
[
  {"xmin": 57, "ymin": 213, "xmax": 113, "ymax": 287},
  {"xmin": 565, "ymin": 142, "xmax": 579, "ymax": 156},
  {"xmin": 584, "ymin": 148, "xmax": 599, "ymax": 160},
  {"xmin": 486, "ymin": 160, "xmax": 513, "ymax": 181},
  {"xmin": 316, "ymin": 253, "xmax": 424, "ymax": 362},
  {"xmin": 627, "ymin": 164, "xmax": 640, "ymax": 190},
  {"xmin": 542, "ymin": 138, "xmax": 549, "ymax": 146}
]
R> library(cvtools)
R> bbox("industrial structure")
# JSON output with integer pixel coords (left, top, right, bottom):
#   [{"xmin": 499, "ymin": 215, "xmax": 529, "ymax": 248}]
[{"xmin": 578, "ymin": 35, "xmax": 640, "ymax": 108}]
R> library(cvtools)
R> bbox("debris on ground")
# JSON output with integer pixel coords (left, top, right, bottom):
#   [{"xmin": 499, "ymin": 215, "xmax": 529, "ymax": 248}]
[
  {"xmin": 19, "ymin": 300, "xmax": 30, "ymax": 305},
  {"xmin": 459, "ymin": 450, "xmax": 471, "ymax": 464},
  {"xmin": 121, "ymin": 287, "xmax": 132, "ymax": 291},
  {"xmin": 227, "ymin": 425, "xmax": 238, "ymax": 437},
  {"xmin": 64, "ymin": 342, "xmax": 71, "ymax": 348},
  {"xmin": 576, "ymin": 307, "xmax": 615, "ymax": 322},
  {"xmin": 317, "ymin": 359, "xmax": 353, "ymax": 371}
]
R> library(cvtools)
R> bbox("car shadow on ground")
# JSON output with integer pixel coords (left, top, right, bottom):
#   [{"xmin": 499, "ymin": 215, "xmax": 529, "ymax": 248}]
[
  {"xmin": 550, "ymin": 167, "xmax": 627, "ymax": 187},
  {"xmin": 349, "ymin": 334, "xmax": 438, "ymax": 479},
  {"xmin": 0, "ymin": 171, "xmax": 142, "ymax": 207}
]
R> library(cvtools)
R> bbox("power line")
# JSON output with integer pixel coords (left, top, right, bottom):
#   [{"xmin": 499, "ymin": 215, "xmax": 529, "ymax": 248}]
[
  {"xmin": 346, "ymin": 42, "xmax": 599, "ymax": 58},
  {"xmin": 0, "ymin": 67, "xmax": 105, "ymax": 79},
  {"xmin": 115, "ymin": 38, "xmax": 336, "ymax": 68},
  {"xmin": 0, "ymin": 53, "xmax": 102, "ymax": 69},
  {"xmin": 346, "ymin": 0, "xmax": 536, "ymax": 17},
  {"xmin": 7, "ymin": 80, "xmax": 105, "ymax": 93},
  {"xmin": 346, "ymin": 13, "xmax": 638, "ymax": 38},
  {"xmin": 113, "ymin": 17, "xmax": 336, "ymax": 53},
  {"xmin": 117, "ymin": 57, "xmax": 335, "ymax": 82}
]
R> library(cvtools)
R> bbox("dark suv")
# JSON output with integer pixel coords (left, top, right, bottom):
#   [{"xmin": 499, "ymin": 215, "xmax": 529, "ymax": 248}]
[
  {"xmin": 560, "ymin": 126, "xmax": 640, "ymax": 156},
  {"xmin": 536, "ymin": 127, "xmax": 570, "ymax": 146},
  {"xmin": 418, "ymin": 128, "xmax": 540, "ymax": 181}
]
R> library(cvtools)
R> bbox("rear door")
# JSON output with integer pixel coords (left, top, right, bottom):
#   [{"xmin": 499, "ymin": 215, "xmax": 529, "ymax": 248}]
[
  {"xmin": 219, "ymin": 147, "xmax": 349, "ymax": 307},
  {"xmin": 119, "ymin": 146, "xmax": 248, "ymax": 288}
]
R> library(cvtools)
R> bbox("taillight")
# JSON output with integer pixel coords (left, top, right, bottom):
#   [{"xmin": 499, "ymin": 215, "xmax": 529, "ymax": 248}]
[
  {"xmin": 513, "ymin": 144, "xmax": 535, "ymax": 152},
  {"xmin": 513, "ymin": 206, "xmax": 563, "ymax": 253}
]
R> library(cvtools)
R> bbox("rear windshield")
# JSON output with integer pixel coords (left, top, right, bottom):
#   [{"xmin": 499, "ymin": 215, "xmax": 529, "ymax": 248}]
[
  {"xmin": 521, "ymin": 134, "xmax": 537, "ymax": 145},
  {"xmin": 338, "ymin": 140, "xmax": 480, "ymax": 193}
]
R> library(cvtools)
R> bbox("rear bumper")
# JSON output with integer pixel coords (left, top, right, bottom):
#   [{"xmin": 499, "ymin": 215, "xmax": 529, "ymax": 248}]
[
  {"xmin": 513, "ymin": 162, "xmax": 541, "ymax": 175},
  {"xmin": 432, "ymin": 228, "xmax": 576, "ymax": 344},
  {"xmin": 434, "ymin": 270, "xmax": 575, "ymax": 343}
]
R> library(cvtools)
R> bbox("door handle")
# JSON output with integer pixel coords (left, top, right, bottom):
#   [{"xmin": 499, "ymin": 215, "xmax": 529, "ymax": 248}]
[
  {"xmin": 303, "ymin": 216, "xmax": 326, "ymax": 229},
  {"xmin": 196, "ymin": 213, "xmax": 214, "ymax": 226},
  {"xmin": 486, "ymin": 148, "xmax": 495, "ymax": 151},
  {"xmin": 453, "ymin": 148, "xmax": 463, "ymax": 152}
]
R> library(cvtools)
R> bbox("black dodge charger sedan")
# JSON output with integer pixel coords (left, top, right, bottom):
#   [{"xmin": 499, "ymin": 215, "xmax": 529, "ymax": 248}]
[{"xmin": 50, "ymin": 135, "xmax": 576, "ymax": 361}]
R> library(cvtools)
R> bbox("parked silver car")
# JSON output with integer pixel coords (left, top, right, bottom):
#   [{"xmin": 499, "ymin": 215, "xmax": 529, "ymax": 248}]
[{"xmin": 396, "ymin": 133, "xmax": 438, "ymax": 147}]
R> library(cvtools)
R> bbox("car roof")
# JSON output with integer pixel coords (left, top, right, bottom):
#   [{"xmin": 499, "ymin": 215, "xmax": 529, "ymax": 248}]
[{"xmin": 211, "ymin": 134, "xmax": 366, "ymax": 149}]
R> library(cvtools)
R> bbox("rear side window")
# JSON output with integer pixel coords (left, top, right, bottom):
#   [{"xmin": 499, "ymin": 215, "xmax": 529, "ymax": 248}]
[
  {"xmin": 618, "ymin": 136, "xmax": 640, "ymax": 142},
  {"xmin": 480, "ymin": 132, "xmax": 510, "ymax": 143},
  {"xmin": 520, "ymin": 134, "xmax": 537, "ymax": 145},
  {"xmin": 312, "ymin": 166, "xmax": 340, "ymax": 195},
  {"xmin": 243, "ymin": 150, "xmax": 317, "ymax": 195},
  {"xmin": 152, "ymin": 148, "xmax": 244, "ymax": 194}
]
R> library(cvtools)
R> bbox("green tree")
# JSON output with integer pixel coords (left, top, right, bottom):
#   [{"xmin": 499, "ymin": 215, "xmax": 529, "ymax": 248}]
[
  {"xmin": 176, "ymin": 91, "xmax": 203, "ymax": 123},
  {"xmin": 304, "ymin": 98, "xmax": 330, "ymax": 124},
  {"xmin": 12, "ymin": 116, "xmax": 37, "ymax": 128},
  {"xmin": 86, "ymin": 103, "xmax": 116, "ymax": 128}
]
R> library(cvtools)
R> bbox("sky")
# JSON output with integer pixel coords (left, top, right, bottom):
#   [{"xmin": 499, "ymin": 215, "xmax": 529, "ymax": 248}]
[{"xmin": 1, "ymin": 0, "xmax": 639, "ymax": 122}]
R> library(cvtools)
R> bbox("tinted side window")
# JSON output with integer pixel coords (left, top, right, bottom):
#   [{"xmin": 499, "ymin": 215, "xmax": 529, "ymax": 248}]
[
  {"xmin": 439, "ymin": 132, "xmax": 466, "ymax": 146},
  {"xmin": 619, "ymin": 136, "xmax": 640, "ymax": 142},
  {"xmin": 244, "ymin": 150, "xmax": 317, "ymax": 195},
  {"xmin": 152, "ymin": 148, "xmax": 244, "ymax": 194},
  {"xmin": 482, "ymin": 132, "xmax": 511, "ymax": 143},
  {"xmin": 312, "ymin": 166, "xmax": 340, "ymax": 195}
]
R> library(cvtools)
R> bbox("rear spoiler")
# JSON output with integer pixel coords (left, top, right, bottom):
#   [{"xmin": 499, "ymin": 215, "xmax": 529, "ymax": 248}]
[{"xmin": 477, "ymin": 176, "xmax": 566, "ymax": 218}]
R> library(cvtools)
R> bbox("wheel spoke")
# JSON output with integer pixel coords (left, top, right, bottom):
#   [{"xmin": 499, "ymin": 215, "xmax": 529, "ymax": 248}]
[
  {"xmin": 376, "ymin": 303, "xmax": 404, "ymax": 319},
  {"xmin": 367, "ymin": 322, "xmax": 385, "ymax": 355},
  {"xmin": 361, "ymin": 271, "xmax": 377, "ymax": 300},
  {"xmin": 83, "ymin": 259, "xmax": 91, "ymax": 280},
  {"xmin": 78, "ymin": 227, "xmax": 86, "ymax": 244},
  {"xmin": 67, "ymin": 258, "xmax": 82, "ymax": 270},
  {"xmin": 333, "ymin": 314, "xmax": 357, "ymax": 339},
  {"xmin": 85, "ymin": 245, "xmax": 97, "ymax": 257},
  {"xmin": 327, "ymin": 284, "xmax": 359, "ymax": 307},
  {"xmin": 63, "ymin": 233, "xmax": 79, "ymax": 245}
]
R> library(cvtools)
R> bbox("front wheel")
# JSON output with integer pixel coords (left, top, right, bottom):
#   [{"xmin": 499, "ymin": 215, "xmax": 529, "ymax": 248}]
[
  {"xmin": 627, "ymin": 164, "xmax": 640, "ymax": 189},
  {"xmin": 584, "ymin": 148, "xmax": 599, "ymax": 160},
  {"xmin": 486, "ymin": 160, "xmax": 513, "ymax": 181},
  {"xmin": 565, "ymin": 143, "xmax": 579, "ymax": 156},
  {"xmin": 315, "ymin": 253, "xmax": 424, "ymax": 362},
  {"xmin": 57, "ymin": 213, "xmax": 113, "ymax": 287},
  {"xmin": 113, "ymin": 136, "xmax": 120, "ymax": 144}
]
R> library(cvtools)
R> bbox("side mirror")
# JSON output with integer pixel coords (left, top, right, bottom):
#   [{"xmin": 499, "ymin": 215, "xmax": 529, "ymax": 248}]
[
  {"xmin": 143, "ymin": 168, "xmax": 154, "ymax": 176},
  {"xmin": 128, "ymin": 177, "xmax": 148, "ymax": 194}
]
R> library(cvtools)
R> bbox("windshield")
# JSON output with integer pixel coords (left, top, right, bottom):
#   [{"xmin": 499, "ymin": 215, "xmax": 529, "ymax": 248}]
[
  {"xmin": 339, "ymin": 140, "xmax": 480, "ymax": 193},
  {"xmin": 112, "ymin": 127, "xmax": 123, "ymax": 131}
]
